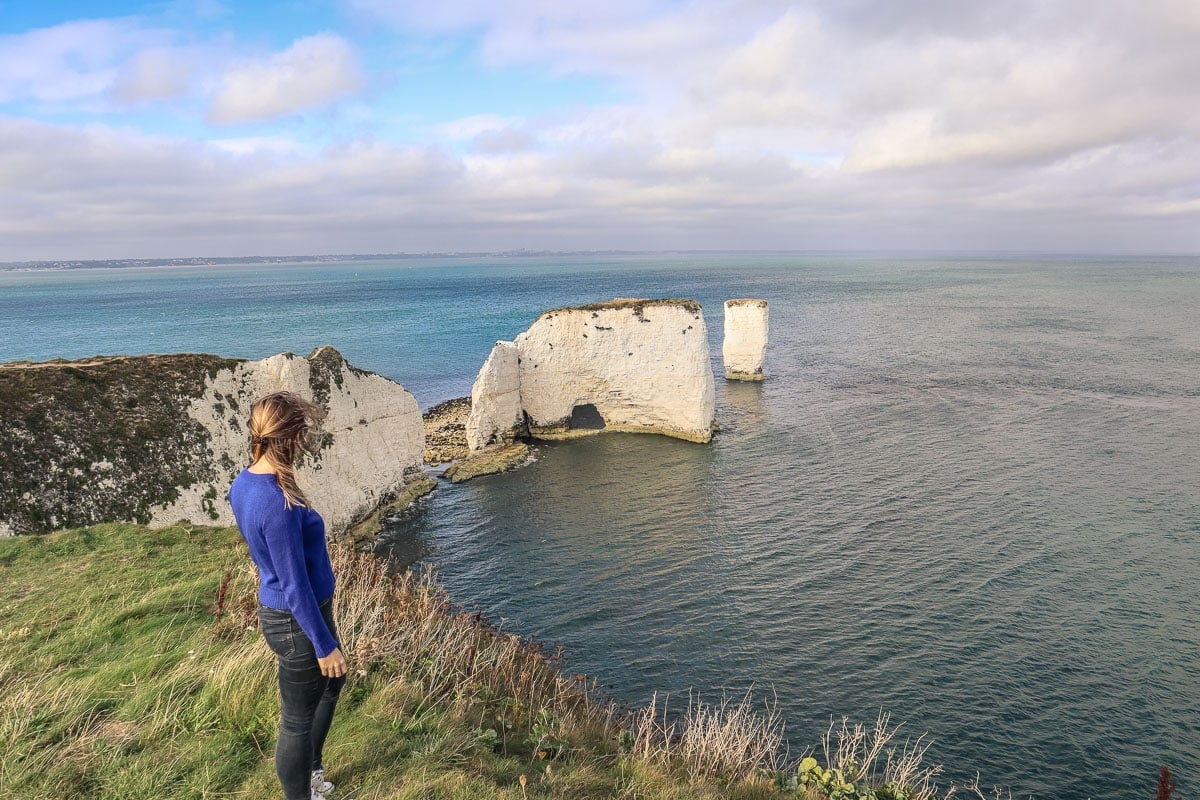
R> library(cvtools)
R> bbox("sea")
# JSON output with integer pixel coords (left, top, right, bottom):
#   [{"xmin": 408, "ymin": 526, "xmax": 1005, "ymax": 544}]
[{"xmin": 2, "ymin": 253, "xmax": 1197, "ymax": 800}]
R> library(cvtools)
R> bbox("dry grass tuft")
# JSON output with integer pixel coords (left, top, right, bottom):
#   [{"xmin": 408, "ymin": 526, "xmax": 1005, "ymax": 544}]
[
  {"xmin": 818, "ymin": 712, "xmax": 945, "ymax": 800},
  {"xmin": 629, "ymin": 690, "xmax": 787, "ymax": 785}
]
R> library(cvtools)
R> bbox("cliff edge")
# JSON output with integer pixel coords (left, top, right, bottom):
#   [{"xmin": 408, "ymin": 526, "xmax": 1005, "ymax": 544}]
[{"xmin": 0, "ymin": 347, "xmax": 425, "ymax": 537}]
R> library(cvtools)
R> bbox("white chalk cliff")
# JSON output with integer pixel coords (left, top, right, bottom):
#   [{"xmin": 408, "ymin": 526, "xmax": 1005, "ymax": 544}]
[
  {"xmin": 153, "ymin": 346, "xmax": 425, "ymax": 534},
  {"xmin": 722, "ymin": 299, "xmax": 769, "ymax": 380},
  {"xmin": 466, "ymin": 299, "xmax": 717, "ymax": 448},
  {"xmin": 0, "ymin": 347, "xmax": 425, "ymax": 536}
]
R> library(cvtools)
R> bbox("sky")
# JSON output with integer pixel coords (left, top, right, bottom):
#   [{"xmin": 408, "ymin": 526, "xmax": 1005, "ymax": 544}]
[{"xmin": 1, "ymin": 0, "xmax": 1199, "ymax": 259}]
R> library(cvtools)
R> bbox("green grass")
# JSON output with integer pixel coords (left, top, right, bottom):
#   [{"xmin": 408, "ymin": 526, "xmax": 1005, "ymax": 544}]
[{"xmin": 0, "ymin": 524, "xmax": 958, "ymax": 800}]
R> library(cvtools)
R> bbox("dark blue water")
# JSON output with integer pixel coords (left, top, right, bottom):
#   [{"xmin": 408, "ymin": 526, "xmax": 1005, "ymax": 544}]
[{"xmin": 3, "ymin": 254, "xmax": 1198, "ymax": 799}]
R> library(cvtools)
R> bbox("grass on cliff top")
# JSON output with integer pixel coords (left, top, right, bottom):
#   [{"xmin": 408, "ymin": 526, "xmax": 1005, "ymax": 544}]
[
  {"xmin": 543, "ymin": 298, "xmax": 703, "ymax": 316},
  {"xmin": 0, "ymin": 524, "xmax": 964, "ymax": 800}
]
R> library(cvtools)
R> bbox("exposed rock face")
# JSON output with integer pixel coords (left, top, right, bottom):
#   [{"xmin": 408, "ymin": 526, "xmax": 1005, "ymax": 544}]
[
  {"xmin": 723, "ymin": 299, "xmax": 769, "ymax": 381},
  {"xmin": 465, "ymin": 299, "xmax": 717, "ymax": 449},
  {"xmin": 466, "ymin": 341, "xmax": 525, "ymax": 450},
  {"xmin": 0, "ymin": 347, "xmax": 424, "ymax": 536}
]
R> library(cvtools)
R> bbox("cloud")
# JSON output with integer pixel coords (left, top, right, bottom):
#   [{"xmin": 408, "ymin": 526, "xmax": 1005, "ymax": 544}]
[
  {"xmin": 3, "ymin": 3, "xmax": 1200, "ymax": 257},
  {"xmin": 0, "ymin": 116, "xmax": 463, "ymax": 257},
  {"xmin": 3, "ymin": 110, "xmax": 1198, "ymax": 262},
  {"xmin": 0, "ymin": 18, "xmax": 214, "ymax": 112},
  {"xmin": 112, "ymin": 47, "xmax": 194, "ymax": 102},
  {"xmin": 471, "ymin": 127, "xmax": 535, "ymax": 154},
  {"xmin": 208, "ymin": 34, "xmax": 365, "ymax": 124},
  {"xmin": 346, "ymin": 0, "xmax": 748, "ymax": 90},
  {"xmin": 351, "ymin": 0, "xmax": 1200, "ymax": 175},
  {"xmin": 0, "ymin": 20, "xmax": 155, "ymax": 104},
  {"xmin": 435, "ymin": 115, "xmax": 535, "ymax": 154}
]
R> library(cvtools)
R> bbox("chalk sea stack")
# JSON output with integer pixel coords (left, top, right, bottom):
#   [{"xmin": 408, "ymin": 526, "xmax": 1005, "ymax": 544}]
[
  {"xmin": 0, "ymin": 347, "xmax": 426, "ymax": 537},
  {"xmin": 722, "ymin": 299, "xmax": 769, "ymax": 381},
  {"xmin": 466, "ymin": 298, "xmax": 717, "ymax": 453}
]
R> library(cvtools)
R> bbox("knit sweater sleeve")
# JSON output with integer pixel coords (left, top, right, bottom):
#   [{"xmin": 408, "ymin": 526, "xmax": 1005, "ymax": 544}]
[{"xmin": 260, "ymin": 501, "xmax": 340, "ymax": 658}]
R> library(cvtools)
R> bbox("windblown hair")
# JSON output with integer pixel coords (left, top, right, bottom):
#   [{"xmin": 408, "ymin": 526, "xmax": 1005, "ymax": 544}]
[{"xmin": 247, "ymin": 391, "xmax": 327, "ymax": 509}]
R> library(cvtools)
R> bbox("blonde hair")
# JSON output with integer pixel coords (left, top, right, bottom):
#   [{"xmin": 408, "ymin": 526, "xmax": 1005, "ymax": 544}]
[{"xmin": 247, "ymin": 391, "xmax": 326, "ymax": 509}]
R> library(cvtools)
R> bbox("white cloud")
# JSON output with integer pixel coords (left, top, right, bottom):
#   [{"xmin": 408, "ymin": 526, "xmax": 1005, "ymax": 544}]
[
  {"xmin": 0, "ymin": 19, "xmax": 216, "ymax": 112},
  {"xmin": 0, "ymin": 20, "xmax": 151, "ymax": 103},
  {"xmin": 208, "ymin": 34, "xmax": 365, "ymax": 124}
]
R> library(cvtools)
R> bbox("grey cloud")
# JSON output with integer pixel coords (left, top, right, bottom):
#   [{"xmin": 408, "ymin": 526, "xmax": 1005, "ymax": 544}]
[
  {"xmin": 112, "ymin": 48, "xmax": 194, "ymax": 102},
  {"xmin": 0, "ymin": 117, "xmax": 464, "ymax": 257},
  {"xmin": 8, "ymin": 110, "xmax": 1196, "ymax": 261},
  {"xmin": 208, "ymin": 34, "xmax": 365, "ymax": 124},
  {"xmin": 816, "ymin": 0, "xmax": 1043, "ymax": 39}
]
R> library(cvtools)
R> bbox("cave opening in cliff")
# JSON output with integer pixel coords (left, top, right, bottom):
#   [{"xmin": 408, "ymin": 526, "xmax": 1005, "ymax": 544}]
[{"xmin": 568, "ymin": 403, "xmax": 606, "ymax": 430}]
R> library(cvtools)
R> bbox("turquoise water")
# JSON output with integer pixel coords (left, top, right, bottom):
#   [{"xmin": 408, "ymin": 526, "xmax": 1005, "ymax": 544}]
[{"xmin": 2, "ymin": 254, "xmax": 1198, "ymax": 798}]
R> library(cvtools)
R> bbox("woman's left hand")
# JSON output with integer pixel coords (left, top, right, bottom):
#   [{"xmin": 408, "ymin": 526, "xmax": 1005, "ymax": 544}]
[{"xmin": 318, "ymin": 648, "xmax": 347, "ymax": 679}]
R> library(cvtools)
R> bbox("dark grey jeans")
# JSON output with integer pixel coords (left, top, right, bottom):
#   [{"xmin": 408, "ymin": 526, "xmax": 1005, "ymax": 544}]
[{"xmin": 258, "ymin": 598, "xmax": 345, "ymax": 800}]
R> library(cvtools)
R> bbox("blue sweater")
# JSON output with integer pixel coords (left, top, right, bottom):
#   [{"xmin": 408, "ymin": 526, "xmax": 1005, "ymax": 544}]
[{"xmin": 228, "ymin": 469, "xmax": 339, "ymax": 658}]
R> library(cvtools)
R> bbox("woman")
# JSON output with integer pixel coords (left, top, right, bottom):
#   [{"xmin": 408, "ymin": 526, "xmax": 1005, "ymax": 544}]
[{"xmin": 228, "ymin": 391, "xmax": 347, "ymax": 800}]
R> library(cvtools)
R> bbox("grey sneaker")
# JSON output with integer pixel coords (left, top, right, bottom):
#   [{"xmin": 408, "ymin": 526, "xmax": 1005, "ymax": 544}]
[{"xmin": 311, "ymin": 768, "xmax": 335, "ymax": 795}]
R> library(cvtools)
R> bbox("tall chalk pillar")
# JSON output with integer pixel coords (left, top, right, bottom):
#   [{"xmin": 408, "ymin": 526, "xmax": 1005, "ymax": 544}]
[
  {"xmin": 723, "ymin": 299, "xmax": 768, "ymax": 381},
  {"xmin": 466, "ymin": 340, "xmax": 525, "ymax": 450}
]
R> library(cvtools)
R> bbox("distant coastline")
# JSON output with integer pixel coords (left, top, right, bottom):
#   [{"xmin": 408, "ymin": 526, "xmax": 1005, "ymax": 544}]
[
  {"xmin": 5, "ymin": 248, "xmax": 1196, "ymax": 272},
  {"xmin": 0, "ymin": 250, "xmax": 653, "ymax": 272}
]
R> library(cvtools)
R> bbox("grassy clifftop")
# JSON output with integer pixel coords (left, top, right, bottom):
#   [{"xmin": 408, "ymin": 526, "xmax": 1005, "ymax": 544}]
[{"xmin": 0, "ymin": 524, "xmax": 959, "ymax": 800}]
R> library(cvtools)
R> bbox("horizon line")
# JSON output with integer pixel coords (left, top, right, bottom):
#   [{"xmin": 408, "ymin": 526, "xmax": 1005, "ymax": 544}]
[{"xmin": 5, "ymin": 247, "xmax": 1200, "ymax": 270}]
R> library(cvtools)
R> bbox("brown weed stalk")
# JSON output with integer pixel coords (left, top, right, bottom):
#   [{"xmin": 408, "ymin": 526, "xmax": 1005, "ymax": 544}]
[
  {"xmin": 213, "ymin": 567, "xmax": 232, "ymax": 617},
  {"xmin": 1157, "ymin": 765, "xmax": 1179, "ymax": 800}
]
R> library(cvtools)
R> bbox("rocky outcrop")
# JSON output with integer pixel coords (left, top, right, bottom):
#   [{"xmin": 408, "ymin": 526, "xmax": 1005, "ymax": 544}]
[
  {"xmin": 722, "ymin": 299, "xmax": 769, "ymax": 381},
  {"xmin": 443, "ymin": 443, "xmax": 531, "ymax": 483},
  {"xmin": 465, "ymin": 299, "xmax": 717, "ymax": 451},
  {"xmin": 0, "ymin": 347, "xmax": 425, "ymax": 537},
  {"xmin": 423, "ymin": 397, "xmax": 472, "ymax": 463}
]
